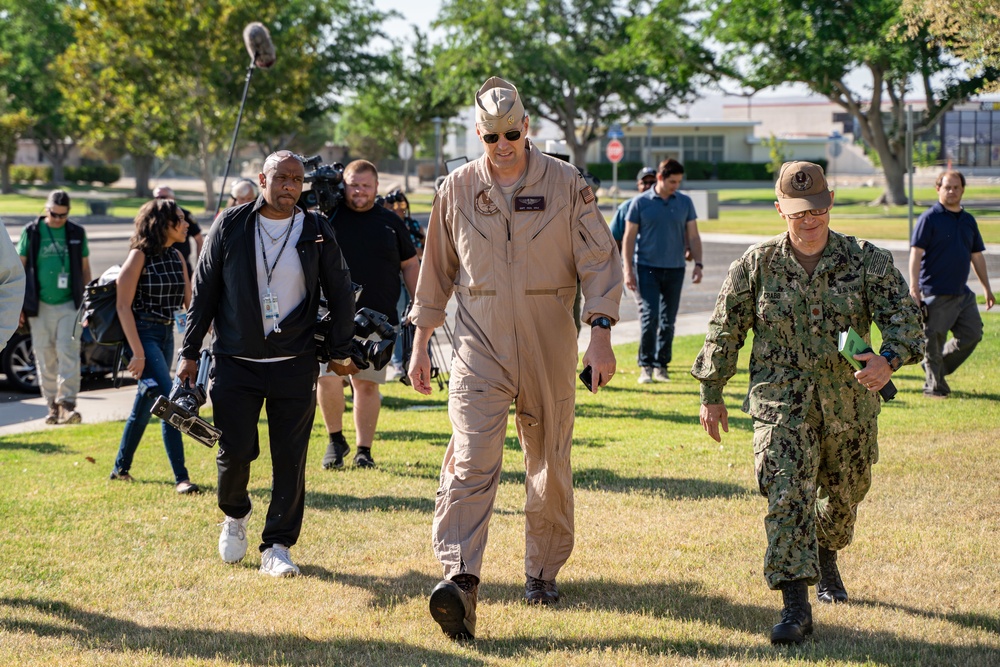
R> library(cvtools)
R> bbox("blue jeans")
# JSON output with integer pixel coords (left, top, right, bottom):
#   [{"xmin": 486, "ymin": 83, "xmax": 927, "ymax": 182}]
[
  {"xmin": 390, "ymin": 281, "xmax": 410, "ymax": 368},
  {"xmin": 635, "ymin": 264, "xmax": 685, "ymax": 369},
  {"xmin": 112, "ymin": 320, "xmax": 189, "ymax": 483}
]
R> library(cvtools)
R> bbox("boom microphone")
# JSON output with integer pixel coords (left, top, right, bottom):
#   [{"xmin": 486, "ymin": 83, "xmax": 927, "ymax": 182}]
[{"xmin": 243, "ymin": 22, "xmax": 276, "ymax": 69}]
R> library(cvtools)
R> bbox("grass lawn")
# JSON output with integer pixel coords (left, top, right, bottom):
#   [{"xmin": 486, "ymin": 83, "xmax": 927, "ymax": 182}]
[{"xmin": 1, "ymin": 316, "xmax": 998, "ymax": 666}]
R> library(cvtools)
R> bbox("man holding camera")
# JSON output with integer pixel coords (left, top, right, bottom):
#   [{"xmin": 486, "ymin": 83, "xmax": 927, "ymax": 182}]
[
  {"xmin": 407, "ymin": 76, "xmax": 622, "ymax": 639},
  {"xmin": 316, "ymin": 160, "xmax": 418, "ymax": 470},
  {"xmin": 179, "ymin": 151, "xmax": 356, "ymax": 577}
]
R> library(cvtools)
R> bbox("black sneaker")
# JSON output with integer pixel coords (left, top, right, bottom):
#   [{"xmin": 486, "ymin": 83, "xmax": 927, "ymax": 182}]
[
  {"xmin": 353, "ymin": 447, "xmax": 375, "ymax": 468},
  {"xmin": 322, "ymin": 434, "xmax": 351, "ymax": 470}
]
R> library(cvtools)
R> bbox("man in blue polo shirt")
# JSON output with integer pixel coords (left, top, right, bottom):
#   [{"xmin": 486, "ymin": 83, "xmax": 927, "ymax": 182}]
[
  {"xmin": 610, "ymin": 167, "xmax": 657, "ymax": 250},
  {"xmin": 622, "ymin": 158, "xmax": 703, "ymax": 384},
  {"xmin": 909, "ymin": 170, "xmax": 995, "ymax": 398}
]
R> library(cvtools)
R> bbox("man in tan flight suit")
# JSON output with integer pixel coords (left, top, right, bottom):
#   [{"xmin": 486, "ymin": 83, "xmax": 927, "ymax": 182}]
[{"xmin": 407, "ymin": 76, "xmax": 623, "ymax": 640}]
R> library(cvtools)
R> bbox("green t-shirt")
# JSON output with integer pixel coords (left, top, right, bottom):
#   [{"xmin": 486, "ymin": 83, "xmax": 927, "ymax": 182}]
[{"xmin": 17, "ymin": 221, "xmax": 90, "ymax": 305}]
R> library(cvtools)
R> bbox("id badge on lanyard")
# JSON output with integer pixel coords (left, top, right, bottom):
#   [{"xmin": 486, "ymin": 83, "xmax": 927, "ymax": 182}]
[
  {"xmin": 263, "ymin": 290, "xmax": 281, "ymax": 333},
  {"xmin": 57, "ymin": 272, "xmax": 69, "ymax": 289}
]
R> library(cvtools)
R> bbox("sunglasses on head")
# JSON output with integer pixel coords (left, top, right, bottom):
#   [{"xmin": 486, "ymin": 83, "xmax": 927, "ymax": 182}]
[{"xmin": 482, "ymin": 129, "xmax": 523, "ymax": 144}]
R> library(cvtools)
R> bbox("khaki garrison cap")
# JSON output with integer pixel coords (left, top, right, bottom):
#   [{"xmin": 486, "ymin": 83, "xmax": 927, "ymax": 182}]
[{"xmin": 475, "ymin": 76, "xmax": 526, "ymax": 134}]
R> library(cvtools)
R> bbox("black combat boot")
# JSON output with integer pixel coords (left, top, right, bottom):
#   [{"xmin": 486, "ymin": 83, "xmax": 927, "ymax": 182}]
[
  {"xmin": 430, "ymin": 573, "xmax": 478, "ymax": 640},
  {"xmin": 524, "ymin": 575, "xmax": 559, "ymax": 605},
  {"xmin": 817, "ymin": 546, "xmax": 849, "ymax": 603},
  {"xmin": 770, "ymin": 580, "xmax": 813, "ymax": 645}
]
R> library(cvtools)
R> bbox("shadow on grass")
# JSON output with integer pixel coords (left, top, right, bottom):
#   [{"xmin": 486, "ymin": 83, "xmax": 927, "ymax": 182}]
[
  {"xmin": 3, "ymin": 582, "xmax": 997, "ymax": 665},
  {"xmin": 0, "ymin": 439, "xmax": 64, "ymax": 453},
  {"xmin": 852, "ymin": 598, "xmax": 1000, "ymax": 636},
  {"xmin": 0, "ymin": 597, "xmax": 477, "ymax": 667},
  {"xmin": 304, "ymin": 490, "xmax": 435, "ymax": 513}
]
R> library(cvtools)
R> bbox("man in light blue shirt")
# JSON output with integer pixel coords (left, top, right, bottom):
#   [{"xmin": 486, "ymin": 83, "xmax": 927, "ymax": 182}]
[{"xmin": 622, "ymin": 159, "xmax": 703, "ymax": 383}]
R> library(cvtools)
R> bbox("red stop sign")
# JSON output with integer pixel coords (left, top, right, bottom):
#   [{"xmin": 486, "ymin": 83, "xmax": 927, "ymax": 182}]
[{"xmin": 606, "ymin": 139, "xmax": 624, "ymax": 164}]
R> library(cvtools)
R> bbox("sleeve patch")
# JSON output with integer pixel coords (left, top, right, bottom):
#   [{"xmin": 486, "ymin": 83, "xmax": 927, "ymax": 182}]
[
  {"xmin": 730, "ymin": 263, "xmax": 750, "ymax": 294},
  {"xmin": 580, "ymin": 186, "xmax": 595, "ymax": 205},
  {"xmin": 868, "ymin": 247, "xmax": 891, "ymax": 278}
]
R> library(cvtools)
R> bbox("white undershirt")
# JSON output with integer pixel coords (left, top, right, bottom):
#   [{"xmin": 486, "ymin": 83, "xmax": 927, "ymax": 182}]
[{"xmin": 236, "ymin": 210, "xmax": 306, "ymax": 362}]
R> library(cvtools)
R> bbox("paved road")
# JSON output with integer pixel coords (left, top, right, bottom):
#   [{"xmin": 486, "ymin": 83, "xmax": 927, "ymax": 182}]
[{"xmin": 2, "ymin": 217, "xmax": 998, "ymax": 432}]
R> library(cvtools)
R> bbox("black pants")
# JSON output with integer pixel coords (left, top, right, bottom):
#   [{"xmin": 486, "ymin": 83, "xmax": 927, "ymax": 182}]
[{"xmin": 211, "ymin": 354, "xmax": 318, "ymax": 552}]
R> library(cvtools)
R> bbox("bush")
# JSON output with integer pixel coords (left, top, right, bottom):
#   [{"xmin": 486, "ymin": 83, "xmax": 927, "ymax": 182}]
[
  {"xmin": 64, "ymin": 164, "xmax": 122, "ymax": 186},
  {"xmin": 585, "ymin": 161, "xmax": 644, "ymax": 183},
  {"xmin": 10, "ymin": 165, "xmax": 52, "ymax": 184}
]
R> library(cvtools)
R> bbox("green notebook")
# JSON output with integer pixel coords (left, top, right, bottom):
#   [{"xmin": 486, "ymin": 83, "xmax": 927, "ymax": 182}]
[{"xmin": 838, "ymin": 326, "xmax": 870, "ymax": 370}]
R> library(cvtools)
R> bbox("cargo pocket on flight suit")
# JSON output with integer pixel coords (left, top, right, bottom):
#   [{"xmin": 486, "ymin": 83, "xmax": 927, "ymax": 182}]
[
  {"xmin": 518, "ymin": 397, "xmax": 575, "ymax": 520},
  {"xmin": 448, "ymin": 375, "xmax": 491, "ymax": 443}
]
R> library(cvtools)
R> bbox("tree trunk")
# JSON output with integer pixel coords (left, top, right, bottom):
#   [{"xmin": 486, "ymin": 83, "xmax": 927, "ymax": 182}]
[
  {"xmin": 572, "ymin": 143, "xmax": 588, "ymax": 169},
  {"xmin": 200, "ymin": 152, "xmax": 217, "ymax": 217},
  {"xmin": 0, "ymin": 162, "xmax": 11, "ymax": 194},
  {"xmin": 133, "ymin": 154, "xmax": 153, "ymax": 198},
  {"xmin": 878, "ymin": 149, "xmax": 909, "ymax": 205}
]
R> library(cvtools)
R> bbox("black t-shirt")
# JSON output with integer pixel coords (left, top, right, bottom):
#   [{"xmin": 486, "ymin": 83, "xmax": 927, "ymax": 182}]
[{"xmin": 330, "ymin": 204, "xmax": 416, "ymax": 325}]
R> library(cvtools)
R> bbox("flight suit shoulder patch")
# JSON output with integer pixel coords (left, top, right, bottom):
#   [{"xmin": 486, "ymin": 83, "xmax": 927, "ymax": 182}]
[{"xmin": 580, "ymin": 185, "xmax": 595, "ymax": 205}]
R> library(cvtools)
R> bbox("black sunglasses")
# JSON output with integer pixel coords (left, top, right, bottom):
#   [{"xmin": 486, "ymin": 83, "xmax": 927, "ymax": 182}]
[
  {"xmin": 482, "ymin": 129, "xmax": 523, "ymax": 144},
  {"xmin": 47, "ymin": 209, "xmax": 69, "ymax": 219}
]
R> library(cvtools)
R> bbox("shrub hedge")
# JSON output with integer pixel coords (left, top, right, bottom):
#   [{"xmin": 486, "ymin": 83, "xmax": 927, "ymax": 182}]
[{"xmin": 586, "ymin": 159, "xmax": 829, "ymax": 183}]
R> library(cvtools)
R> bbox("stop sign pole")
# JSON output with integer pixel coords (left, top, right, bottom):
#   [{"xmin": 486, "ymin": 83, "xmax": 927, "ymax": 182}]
[{"xmin": 606, "ymin": 138, "xmax": 624, "ymax": 208}]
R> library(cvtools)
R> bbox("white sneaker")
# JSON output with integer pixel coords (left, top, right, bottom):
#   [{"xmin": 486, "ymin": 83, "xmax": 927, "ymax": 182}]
[
  {"xmin": 218, "ymin": 506, "xmax": 251, "ymax": 564},
  {"xmin": 385, "ymin": 365, "xmax": 404, "ymax": 381},
  {"xmin": 653, "ymin": 368, "xmax": 670, "ymax": 382},
  {"xmin": 638, "ymin": 367, "xmax": 654, "ymax": 384},
  {"xmin": 260, "ymin": 544, "xmax": 300, "ymax": 577}
]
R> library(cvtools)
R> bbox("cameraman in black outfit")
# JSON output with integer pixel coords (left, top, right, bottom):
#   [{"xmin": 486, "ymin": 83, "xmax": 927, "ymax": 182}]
[
  {"xmin": 179, "ymin": 150, "xmax": 357, "ymax": 577},
  {"xmin": 318, "ymin": 160, "xmax": 418, "ymax": 469}
]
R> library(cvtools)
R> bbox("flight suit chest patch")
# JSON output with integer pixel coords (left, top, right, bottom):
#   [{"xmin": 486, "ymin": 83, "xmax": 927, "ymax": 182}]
[
  {"xmin": 475, "ymin": 189, "xmax": 499, "ymax": 216},
  {"xmin": 514, "ymin": 196, "xmax": 545, "ymax": 212}
]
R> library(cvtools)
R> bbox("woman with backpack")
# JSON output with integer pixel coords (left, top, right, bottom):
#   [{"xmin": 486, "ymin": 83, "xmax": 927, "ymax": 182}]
[{"xmin": 109, "ymin": 198, "xmax": 200, "ymax": 494}]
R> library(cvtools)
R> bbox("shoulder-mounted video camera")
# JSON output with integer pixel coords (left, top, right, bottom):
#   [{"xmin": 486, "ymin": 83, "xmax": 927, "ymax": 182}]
[
  {"xmin": 315, "ymin": 285, "xmax": 397, "ymax": 371},
  {"xmin": 296, "ymin": 154, "xmax": 345, "ymax": 217}
]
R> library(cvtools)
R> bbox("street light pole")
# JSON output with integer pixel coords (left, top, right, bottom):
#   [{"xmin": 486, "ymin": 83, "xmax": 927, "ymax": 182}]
[
  {"xmin": 645, "ymin": 120, "xmax": 653, "ymax": 167},
  {"xmin": 432, "ymin": 117, "xmax": 443, "ymax": 180}
]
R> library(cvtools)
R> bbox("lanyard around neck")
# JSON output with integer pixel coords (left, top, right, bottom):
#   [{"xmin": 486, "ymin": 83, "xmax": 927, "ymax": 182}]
[
  {"xmin": 257, "ymin": 213, "xmax": 295, "ymax": 287},
  {"xmin": 44, "ymin": 223, "xmax": 68, "ymax": 268}
]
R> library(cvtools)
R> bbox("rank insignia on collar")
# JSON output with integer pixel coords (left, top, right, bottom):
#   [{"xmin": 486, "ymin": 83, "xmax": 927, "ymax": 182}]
[
  {"xmin": 475, "ymin": 189, "xmax": 500, "ymax": 216},
  {"xmin": 580, "ymin": 185, "xmax": 595, "ymax": 204}
]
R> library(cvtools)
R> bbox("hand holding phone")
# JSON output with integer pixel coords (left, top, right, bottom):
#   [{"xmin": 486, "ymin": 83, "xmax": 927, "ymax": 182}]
[{"xmin": 579, "ymin": 365, "xmax": 593, "ymax": 392}]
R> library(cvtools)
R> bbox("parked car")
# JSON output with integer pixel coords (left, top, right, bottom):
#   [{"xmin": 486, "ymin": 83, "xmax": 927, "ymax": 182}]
[{"xmin": 0, "ymin": 324, "xmax": 122, "ymax": 393}]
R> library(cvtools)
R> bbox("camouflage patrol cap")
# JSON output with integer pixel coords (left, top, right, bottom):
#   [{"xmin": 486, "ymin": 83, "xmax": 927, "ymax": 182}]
[
  {"xmin": 775, "ymin": 161, "xmax": 833, "ymax": 214},
  {"xmin": 475, "ymin": 76, "xmax": 525, "ymax": 134}
]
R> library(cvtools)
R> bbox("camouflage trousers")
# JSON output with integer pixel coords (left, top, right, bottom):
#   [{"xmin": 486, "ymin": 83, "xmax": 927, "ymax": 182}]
[{"xmin": 752, "ymin": 397, "xmax": 878, "ymax": 590}]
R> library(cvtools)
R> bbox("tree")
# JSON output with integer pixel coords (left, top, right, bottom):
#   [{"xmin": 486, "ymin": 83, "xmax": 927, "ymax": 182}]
[
  {"xmin": 706, "ymin": 0, "xmax": 1000, "ymax": 205},
  {"xmin": 435, "ymin": 0, "xmax": 715, "ymax": 167},
  {"xmin": 762, "ymin": 134, "xmax": 787, "ymax": 179},
  {"xmin": 0, "ymin": 0, "xmax": 76, "ymax": 185},
  {"xmin": 903, "ymin": 0, "xmax": 1000, "ymax": 92},
  {"xmin": 0, "ymin": 103, "xmax": 34, "ymax": 194},
  {"xmin": 335, "ymin": 28, "xmax": 467, "ymax": 176},
  {"xmin": 57, "ymin": 0, "xmax": 391, "ymax": 205}
]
